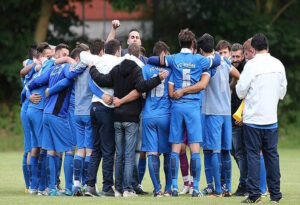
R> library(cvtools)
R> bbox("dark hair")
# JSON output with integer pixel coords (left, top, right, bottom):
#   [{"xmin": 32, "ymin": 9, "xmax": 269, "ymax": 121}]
[
  {"xmin": 153, "ymin": 41, "xmax": 169, "ymax": 56},
  {"xmin": 193, "ymin": 38, "xmax": 197, "ymax": 52},
  {"xmin": 105, "ymin": 39, "xmax": 121, "ymax": 55},
  {"xmin": 28, "ymin": 44, "xmax": 37, "ymax": 59},
  {"xmin": 128, "ymin": 43, "xmax": 140, "ymax": 58},
  {"xmin": 216, "ymin": 40, "xmax": 231, "ymax": 52},
  {"xmin": 55, "ymin": 43, "xmax": 69, "ymax": 52},
  {"xmin": 70, "ymin": 47, "xmax": 84, "ymax": 59},
  {"xmin": 90, "ymin": 38, "xmax": 105, "ymax": 55},
  {"xmin": 231, "ymin": 43, "xmax": 243, "ymax": 52},
  {"xmin": 197, "ymin": 33, "xmax": 214, "ymax": 53},
  {"xmin": 129, "ymin": 28, "xmax": 140, "ymax": 36},
  {"xmin": 36, "ymin": 42, "xmax": 50, "ymax": 54},
  {"xmin": 140, "ymin": 46, "xmax": 146, "ymax": 56},
  {"xmin": 178, "ymin": 28, "xmax": 195, "ymax": 48},
  {"xmin": 251, "ymin": 33, "xmax": 268, "ymax": 51}
]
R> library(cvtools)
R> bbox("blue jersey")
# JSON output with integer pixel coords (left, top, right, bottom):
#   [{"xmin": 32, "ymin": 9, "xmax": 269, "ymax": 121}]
[
  {"xmin": 142, "ymin": 64, "xmax": 172, "ymax": 119},
  {"xmin": 21, "ymin": 59, "xmax": 36, "ymax": 111},
  {"xmin": 27, "ymin": 59, "xmax": 54, "ymax": 110},
  {"xmin": 165, "ymin": 50, "xmax": 211, "ymax": 103},
  {"xmin": 28, "ymin": 63, "xmax": 73, "ymax": 118}
]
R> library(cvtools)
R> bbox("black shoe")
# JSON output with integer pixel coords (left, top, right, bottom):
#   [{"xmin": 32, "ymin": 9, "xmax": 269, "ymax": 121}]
[
  {"xmin": 241, "ymin": 197, "xmax": 262, "ymax": 203},
  {"xmin": 171, "ymin": 189, "xmax": 178, "ymax": 197},
  {"xmin": 73, "ymin": 189, "xmax": 83, "ymax": 197},
  {"xmin": 134, "ymin": 184, "xmax": 148, "ymax": 195},
  {"xmin": 102, "ymin": 188, "xmax": 115, "ymax": 197},
  {"xmin": 85, "ymin": 186, "xmax": 99, "ymax": 197},
  {"xmin": 234, "ymin": 184, "xmax": 248, "ymax": 196}
]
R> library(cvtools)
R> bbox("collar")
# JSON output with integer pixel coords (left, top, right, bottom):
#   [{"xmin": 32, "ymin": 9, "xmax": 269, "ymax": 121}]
[{"xmin": 180, "ymin": 48, "xmax": 193, "ymax": 53}]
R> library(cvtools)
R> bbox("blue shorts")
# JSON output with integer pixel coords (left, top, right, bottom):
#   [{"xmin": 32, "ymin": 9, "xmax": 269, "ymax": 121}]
[
  {"xmin": 27, "ymin": 107, "xmax": 43, "ymax": 148},
  {"xmin": 75, "ymin": 115, "xmax": 93, "ymax": 149},
  {"xmin": 68, "ymin": 108, "xmax": 76, "ymax": 146},
  {"xmin": 170, "ymin": 102, "xmax": 202, "ymax": 144},
  {"xmin": 202, "ymin": 115, "xmax": 232, "ymax": 150},
  {"xmin": 42, "ymin": 114, "xmax": 74, "ymax": 152},
  {"xmin": 141, "ymin": 115, "xmax": 171, "ymax": 153},
  {"xmin": 20, "ymin": 109, "xmax": 31, "ymax": 153}
]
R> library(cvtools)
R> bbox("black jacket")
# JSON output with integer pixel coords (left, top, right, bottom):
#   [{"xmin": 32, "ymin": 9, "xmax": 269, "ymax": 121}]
[
  {"xmin": 90, "ymin": 59, "xmax": 161, "ymax": 123},
  {"xmin": 231, "ymin": 59, "xmax": 246, "ymax": 125}
]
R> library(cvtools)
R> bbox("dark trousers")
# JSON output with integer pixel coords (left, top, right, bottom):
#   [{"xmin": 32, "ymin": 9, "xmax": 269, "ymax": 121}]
[
  {"xmin": 231, "ymin": 125, "xmax": 248, "ymax": 187},
  {"xmin": 86, "ymin": 102, "xmax": 115, "ymax": 192},
  {"xmin": 244, "ymin": 125, "xmax": 282, "ymax": 201}
]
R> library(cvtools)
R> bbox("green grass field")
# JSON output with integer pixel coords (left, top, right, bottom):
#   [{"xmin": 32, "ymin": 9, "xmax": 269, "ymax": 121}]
[{"xmin": 0, "ymin": 149, "xmax": 299, "ymax": 205}]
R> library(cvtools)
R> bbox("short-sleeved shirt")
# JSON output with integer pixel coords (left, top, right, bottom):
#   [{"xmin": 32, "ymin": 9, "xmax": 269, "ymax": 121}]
[
  {"xmin": 142, "ymin": 64, "xmax": 172, "ymax": 119},
  {"xmin": 202, "ymin": 57, "xmax": 232, "ymax": 115}
]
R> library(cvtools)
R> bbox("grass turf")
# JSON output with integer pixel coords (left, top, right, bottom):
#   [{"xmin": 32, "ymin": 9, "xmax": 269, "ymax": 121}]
[{"xmin": 0, "ymin": 149, "xmax": 299, "ymax": 205}]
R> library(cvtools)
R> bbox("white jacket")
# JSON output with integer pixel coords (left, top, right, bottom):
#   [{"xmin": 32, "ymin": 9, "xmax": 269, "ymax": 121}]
[{"xmin": 236, "ymin": 53, "xmax": 287, "ymax": 125}]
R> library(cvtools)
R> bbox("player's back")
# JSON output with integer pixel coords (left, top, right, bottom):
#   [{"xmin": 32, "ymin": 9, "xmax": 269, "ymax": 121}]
[
  {"xmin": 142, "ymin": 64, "xmax": 171, "ymax": 119},
  {"xmin": 202, "ymin": 57, "xmax": 231, "ymax": 115},
  {"xmin": 166, "ymin": 51, "xmax": 210, "ymax": 103}
]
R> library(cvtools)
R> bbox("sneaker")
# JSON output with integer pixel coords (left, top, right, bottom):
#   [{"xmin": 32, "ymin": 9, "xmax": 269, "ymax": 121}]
[
  {"xmin": 37, "ymin": 190, "xmax": 49, "ymax": 196},
  {"xmin": 102, "ymin": 188, "xmax": 115, "ymax": 197},
  {"xmin": 134, "ymin": 184, "xmax": 148, "ymax": 195},
  {"xmin": 223, "ymin": 190, "xmax": 232, "ymax": 197},
  {"xmin": 29, "ymin": 189, "xmax": 38, "ymax": 195},
  {"xmin": 270, "ymin": 199, "xmax": 280, "ymax": 203},
  {"xmin": 201, "ymin": 186, "xmax": 215, "ymax": 196},
  {"xmin": 85, "ymin": 186, "xmax": 100, "ymax": 197},
  {"xmin": 234, "ymin": 184, "xmax": 248, "ymax": 196},
  {"xmin": 261, "ymin": 192, "xmax": 268, "ymax": 197},
  {"xmin": 179, "ymin": 185, "xmax": 190, "ymax": 195},
  {"xmin": 189, "ymin": 187, "xmax": 193, "ymax": 195},
  {"xmin": 115, "ymin": 190, "xmax": 122, "ymax": 197},
  {"xmin": 123, "ymin": 190, "xmax": 138, "ymax": 197},
  {"xmin": 171, "ymin": 189, "xmax": 178, "ymax": 197},
  {"xmin": 154, "ymin": 191, "xmax": 163, "ymax": 197},
  {"xmin": 163, "ymin": 190, "xmax": 171, "ymax": 197},
  {"xmin": 49, "ymin": 189, "xmax": 62, "ymax": 196},
  {"xmin": 56, "ymin": 183, "xmax": 63, "ymax": 192},
  {"xmin": 192, "ymin": 190, "xmax": 204, "ymax": 197},
  {"xmin": 63, "ymin": 189, "xmax": 73, "ymax": 196},
  {"xmin": 241, "ymin": 197, "xmax": 262, "ymax": 203},
  {"xmin": 73, "ymin": 189, "xmax": 83, "ymax": 197},
  {"xmin": 25, "ymin": 188, "xmax": 29, "ymax": 194}
]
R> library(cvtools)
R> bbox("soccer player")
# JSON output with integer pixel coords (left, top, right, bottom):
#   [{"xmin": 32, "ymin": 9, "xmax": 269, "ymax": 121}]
[
  {"xmin": 236, "ymin": 33, "xmax": 286, "ymax": 203},
  {"xmin": 216, "ymin": 40, "xmax": 231, "ymax": 60},
  {"xmin": 25, "ymin": 42, "xmax": 54, "ymax": 194},
  {"xmin": 197, "ymin": 34, "xmax": 240, "ymax": 197},
  {"xmin": 20, "ymin": 44, "xmax": 38, "ymax": 193},
  {"xmin": 148, "ymin": 29, "xmax": 221, "ymax": 197},
  {"xmin": 90, "ymin": 43, "xmax": 169, "ymax": 197},
  {"xmin": 140, "ymin": 41, "xmax": 172, "ymax": 197}
]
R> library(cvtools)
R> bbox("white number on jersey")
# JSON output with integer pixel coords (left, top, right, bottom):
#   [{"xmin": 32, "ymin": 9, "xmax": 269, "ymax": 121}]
[{"xmin": 182, "ymin": 68, "xmax": 191, "ymax": 87}]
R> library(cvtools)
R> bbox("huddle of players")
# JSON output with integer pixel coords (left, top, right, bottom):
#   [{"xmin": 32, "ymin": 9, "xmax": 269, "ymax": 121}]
[{"xmin": 19, "ymin": 20, "xmax": 263, "ymax": 199}]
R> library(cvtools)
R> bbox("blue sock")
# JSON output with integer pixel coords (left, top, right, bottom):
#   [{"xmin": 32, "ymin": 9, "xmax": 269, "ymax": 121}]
[
  {"xmin": 259, "ymin": 154, "xmax": 267, "ymax": 194},
  {"xmin": 55, "ymin": 155, "xmax": 62, "ymax": 186},
  {"xmin": 220, "ymin": 153, "xmax": 225, "ymax": 187},
  {"xmin": 170, "ymin": 152, "xmax": 179, "ymax": 190},
  {"xmin": 22, "ymin": 153, "xmax": 30, "ymax": 189},
  {"xmin": 191, "ymin": 153, "xmax": 201, "ymax": 192},
  {"xmin": 73, "ymin": 155, "xmax": 84, "ymax": 189},
  {"xmin": 47, "ymin": 154, "xmax": 56, "ymax": 190},
  {"xmin": 30, "ymin": 156, "xmax": 38, "ymax": 190},
  {"xmin": 163, "ymin": 153, "xmax": 172, "ymax": 192},
  {"xmin": 64, "ymin": 153, "xmax": 74, "ymax": 191},
  {"xmin": 38, "ymin": 151, "xmax": 47, "ymax": 191},
  {"xmin": 222, "ymin": 150, "xmax": 232, "ymax": 191},
  {"xmin": 82, "ymin": 156, "xmax": 90, "ymax": 186},
  {"xmin": 138, "ymin": 157, "xmax": 147, "ymax": 184},
  {"xmin": 211, "ymin": 152, "xmax": 221, "ymax": 194},
  {"xmin": 203, "ymin": 150, "xmax": 214, "ymax": 189},
  {"xmin": 46, "ymin": 155, "xmax": 50, "ymax": 188},
  {"xmin": 148, "ymin": 155, "xmax": 161, "ymax": 193},
  {"xmin": 27, "ymin": 160, "xmax": 31, "ymax": 188}
]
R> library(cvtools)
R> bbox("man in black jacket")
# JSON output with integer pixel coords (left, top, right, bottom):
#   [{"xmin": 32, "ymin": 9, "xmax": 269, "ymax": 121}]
[{"xmin": 89, "ymin": 43, "xmax": 168, "ymax": 197}]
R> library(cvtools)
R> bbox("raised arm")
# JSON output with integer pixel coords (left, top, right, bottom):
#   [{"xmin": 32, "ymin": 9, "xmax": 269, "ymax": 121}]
[
  {"xmin": 20, "ymin": 62, "xmax": 36, "ymax": 77},
  {"xmin": 105, "ymin": 20, "xmax": 120, "ymax": 43}
]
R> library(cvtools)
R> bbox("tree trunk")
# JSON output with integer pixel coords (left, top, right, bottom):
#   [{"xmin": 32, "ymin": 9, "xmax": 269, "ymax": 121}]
[{"xmin": 34, "ymin": 0, "xmax": 55, "ymax": 43}]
